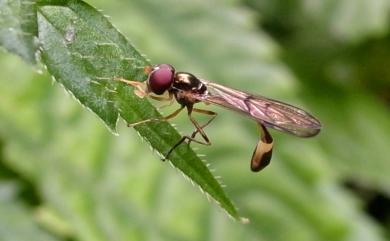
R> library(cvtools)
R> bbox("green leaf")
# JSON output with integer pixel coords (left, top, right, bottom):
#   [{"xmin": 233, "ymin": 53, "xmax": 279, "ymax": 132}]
[
  {"xmin": 0, "ymin": 0, "xmax": 37, "ymax": 63},
  {"xmin": 37, "ymin": 0, "xmax": 241, "ymax": 221}
]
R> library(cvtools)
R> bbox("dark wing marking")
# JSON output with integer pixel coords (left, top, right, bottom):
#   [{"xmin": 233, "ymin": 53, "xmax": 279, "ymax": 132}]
[{"xmin": 196, "ymin": 81, "xmax": 321, "ymax": 137}]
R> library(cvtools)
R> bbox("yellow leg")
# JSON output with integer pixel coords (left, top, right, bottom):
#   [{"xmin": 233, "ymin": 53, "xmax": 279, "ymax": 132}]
[
  {"xmin": 164, "ymin": 107, "xmax": 217, "ymax": 160},
  {"xmin": 114, "ymin": 77, "xmax": 148, "ymax": 98}
]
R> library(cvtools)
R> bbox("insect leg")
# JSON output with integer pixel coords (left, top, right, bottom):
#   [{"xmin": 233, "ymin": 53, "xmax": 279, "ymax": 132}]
[
  {"xmin": 186, "ymin": 106, "xmax": 212, "ymax": 143},
  {"xmin": 163, "ymin": 107, "xmax": 216, "ymax": 160},
  {"xmin": 127, "ymin": 106, "xmax": 184, "ymax": 127},
  {"xmin": 250, "ymin": 123, "xmax": 273, "ymax": 172},
  {"xmin": 164, "ymin": 133, "xmax": 212, "ymax": 160},
  {"xmin": 114, "ymin": 78, "xmax": 149, "ymax": 98},
  {"xmin": 187, "ymin": 108, "xmax": 217, "ymax": 145}
]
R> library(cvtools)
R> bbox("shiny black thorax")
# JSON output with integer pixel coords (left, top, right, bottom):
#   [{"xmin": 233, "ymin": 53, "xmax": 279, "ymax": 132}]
[{"xmin": 169, "ymin": 72, "xmax": 207, "ymax": 107}]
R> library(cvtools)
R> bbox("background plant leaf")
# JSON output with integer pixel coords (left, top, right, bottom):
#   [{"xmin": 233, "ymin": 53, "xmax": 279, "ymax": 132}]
[{"xmin": 0, "ymin": 0, "xmax": 37, "ymax": 63}]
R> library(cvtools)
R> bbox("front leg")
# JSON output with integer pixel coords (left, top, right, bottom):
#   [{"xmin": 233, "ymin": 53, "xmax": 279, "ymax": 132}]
[{"xmin": 114, "ymin": 78, "xmax": 149, "ymax": 98}]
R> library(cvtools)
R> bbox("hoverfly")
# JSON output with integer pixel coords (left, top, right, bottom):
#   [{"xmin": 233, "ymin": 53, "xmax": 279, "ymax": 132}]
[{"xmin": 116, "ymin": 64, "xmax": 321, "ymax": 172}]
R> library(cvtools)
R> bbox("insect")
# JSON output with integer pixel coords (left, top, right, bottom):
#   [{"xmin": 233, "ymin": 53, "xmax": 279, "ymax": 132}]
[{"xmin": 116, "ymin": 64, "xmax": 321, "ymax": 172}]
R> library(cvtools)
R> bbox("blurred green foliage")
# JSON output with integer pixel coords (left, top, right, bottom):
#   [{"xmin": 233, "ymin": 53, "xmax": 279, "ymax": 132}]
[{"xmin": 0, "ymin": 0, "xmax": 390, "ymax": 241}]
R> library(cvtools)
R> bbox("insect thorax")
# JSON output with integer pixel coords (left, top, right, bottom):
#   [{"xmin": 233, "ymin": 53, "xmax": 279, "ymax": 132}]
[{"xmin": 171, "ymin": 72, "xmax": 207, "ymax": 106}]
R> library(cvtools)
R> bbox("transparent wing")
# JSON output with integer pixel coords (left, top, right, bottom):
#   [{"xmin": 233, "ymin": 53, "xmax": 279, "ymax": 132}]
[{"xmin": 196, "ymin": 81, "xmax": 322, "ymax": 137}]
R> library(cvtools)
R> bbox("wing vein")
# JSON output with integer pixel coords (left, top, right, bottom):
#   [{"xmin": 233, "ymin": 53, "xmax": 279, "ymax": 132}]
[{"xmin": 197, "ymin": 81, "xmax": 321, "ymax": 137}]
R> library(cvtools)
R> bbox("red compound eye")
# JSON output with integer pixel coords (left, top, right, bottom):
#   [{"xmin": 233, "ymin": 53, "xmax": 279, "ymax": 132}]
[{"xmin": 148, "ymin": 64, "xmax": 175, "ymax": 95}]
